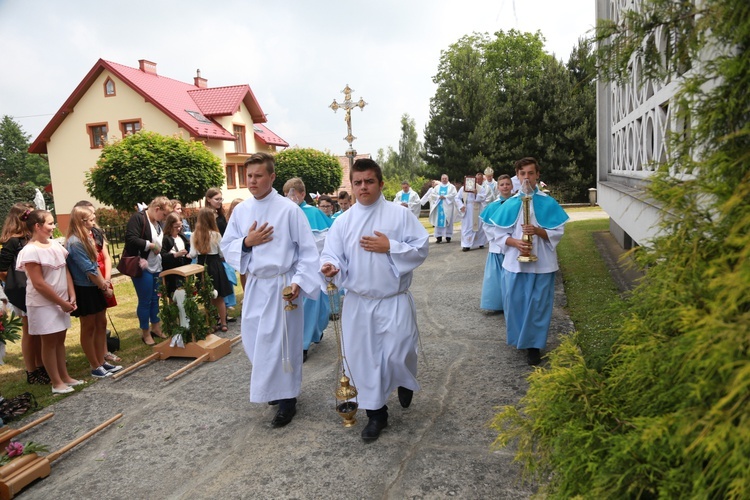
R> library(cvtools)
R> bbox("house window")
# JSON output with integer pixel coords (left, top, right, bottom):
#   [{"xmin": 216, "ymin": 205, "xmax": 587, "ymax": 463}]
[
  {"xmin": 233, "ymin": 125, "xmax": 246, "ymax": 153},
  {"xmin": 238, "ymin": 165, "xmax": 247, "ymax": 188},
  {"xmin": 120, "ymin": 120, "xmax": 142, "ymax": 136},
  {"xmin": 104, "ymin": 77, "xmax": 116, "ymax": 97},
  {"xmin": 87, "ymin": 123, "xmax": 108, "ymax": 148},
  {"xmin": 226, "ymin": 164, "xmax": 236, "ymax": 189}
]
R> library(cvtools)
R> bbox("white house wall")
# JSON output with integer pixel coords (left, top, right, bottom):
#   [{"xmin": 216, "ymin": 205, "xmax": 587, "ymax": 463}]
[
  {"xmin": 596, "ymin": 0, "xmax": 680, "ymax": 249},
  {"xmin": 48, "ymin": 70, "xmax": 193, "ymax": 217}
]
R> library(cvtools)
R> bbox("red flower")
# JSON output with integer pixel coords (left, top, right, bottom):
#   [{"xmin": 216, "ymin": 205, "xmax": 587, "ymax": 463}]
[{"xmin": 6, "ymin": 442, "xmax": 23, "ymax": 457}]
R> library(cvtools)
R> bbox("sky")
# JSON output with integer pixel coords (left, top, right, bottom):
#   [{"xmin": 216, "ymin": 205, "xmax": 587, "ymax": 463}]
[{"xmin": 0, "ymin": 0, "xmax": 595, "ymax": 158}]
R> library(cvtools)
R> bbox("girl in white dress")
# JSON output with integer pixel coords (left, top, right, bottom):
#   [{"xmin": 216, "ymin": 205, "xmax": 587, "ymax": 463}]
[{"xmin": 16, "ymin": 210, "xmax": 81, "ymax": 394}]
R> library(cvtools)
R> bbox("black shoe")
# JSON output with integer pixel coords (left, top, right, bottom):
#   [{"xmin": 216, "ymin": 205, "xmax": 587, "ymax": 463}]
[
  {"xmin": 479, "ymin": 245, "xmax": 485, "ymax": 249},
  {"xmin": 462, "ymin": 247, "xmax": 470, "ymax": 252},
  {"xmin": 37, "ymin": 366, "xmax": 51, "ymax": 384},
  {"xmin": 271, "ymin": 399, "xmax": 297, "ymax": 427},
  {"xmin": 435, "ymin": 237, "xmax": 442, "ymax": 243},
  {"xmin": 303, "ymin": 350, "xmax": 308, "ymax": 363},
  {"xmin": 26, "ymin": 367, "xmax": 49, "ymax": 385},
  {"xmin": 361, "ymin": 416, "xmax": 388, "ymax": 442},
  {"xmin": 446, "ymin": 238, "xmax": 451, "ymax": 243},
  {"xmin": 226, "ymin": 316, "xmax": 237, "ymax": 323},
  {"xmin": 527, "ymin": 348, "xmax": 542, "ymax": 366},
  {"xmin": 397, "ymin": 386, "xmax": 413, "ymax": 408},
  {"xmin": 268, "ymin": 400, "xmax": 279, "ymax": 406}
]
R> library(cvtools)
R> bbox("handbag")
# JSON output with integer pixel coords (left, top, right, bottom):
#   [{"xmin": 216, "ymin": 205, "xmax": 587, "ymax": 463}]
[
  {"xmin": 117, "ymin": 212, "xmax": 146, "ymax": 278},
  {"xmin": 106, "ymin": 311, "xmax": 120, "ymax": 352},
  {"xmin": 4, "ymin": 256, "xmax": 27, "ymax": 312},
  {"xmin": 116, "ymin": 249, "xmax": 142, "ymax": 278}
]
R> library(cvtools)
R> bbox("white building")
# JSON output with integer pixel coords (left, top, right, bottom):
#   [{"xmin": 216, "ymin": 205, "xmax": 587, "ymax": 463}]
[{"xmin": 595, "ymin": 0, "xmax": 684, "ymax": 249}]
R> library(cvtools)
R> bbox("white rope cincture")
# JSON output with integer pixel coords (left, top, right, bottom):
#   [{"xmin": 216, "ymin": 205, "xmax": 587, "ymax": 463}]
[{"xmin": 281, "ymin": 274, "xmax": 292, "ymax": 373}]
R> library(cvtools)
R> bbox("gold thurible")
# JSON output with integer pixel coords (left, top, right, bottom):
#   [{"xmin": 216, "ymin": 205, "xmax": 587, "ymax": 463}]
[
  {"xmin": 517, "ymin": 183, "xmax": 538, "ymax": 263},
  {"xmin": 282, "ymin": 285, "xmax": 297, "ymax": 311},
  {"xmin": 326, "ymin": 278, "xmax": 358, "ymax": 427}
]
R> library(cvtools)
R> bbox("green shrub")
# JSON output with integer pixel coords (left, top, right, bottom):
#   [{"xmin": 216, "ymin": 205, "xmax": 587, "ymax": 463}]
[
  {"xmin": 492, "ymin": 0, "xmax": 750, "ymax": 496},
  {"xmin": 94, "ymin": 207, "xmax": 132, "ymax": 227},
  {"xmin": 273, "ymin": 148, "xmax": 342, "ymax": 196},
  {"xmin": 85, "ymin": 131, "xmax": 225, "ymax": 211}
]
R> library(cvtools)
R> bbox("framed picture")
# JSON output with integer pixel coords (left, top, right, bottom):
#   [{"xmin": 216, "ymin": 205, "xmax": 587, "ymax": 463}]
[{"xmin": 464, "ymin": 176, "xmax": 476, "ymax": 193}]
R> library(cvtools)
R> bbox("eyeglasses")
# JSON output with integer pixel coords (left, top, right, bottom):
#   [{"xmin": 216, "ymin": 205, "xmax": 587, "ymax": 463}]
[{"xmin": 318, "ymin": 204, "xmax": 332, "ymax": 209}]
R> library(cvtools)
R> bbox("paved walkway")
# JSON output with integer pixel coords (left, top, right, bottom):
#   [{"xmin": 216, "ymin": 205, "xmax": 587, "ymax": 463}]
[{"xmin": 17, "ymin": 226, "xmax": 583, "ymax": 499}]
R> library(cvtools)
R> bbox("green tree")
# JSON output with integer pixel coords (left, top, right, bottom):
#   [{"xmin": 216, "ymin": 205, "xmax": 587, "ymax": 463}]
[
  {"xmin": 394, "ymin": 113, "xmax": 427, "ymax": 178},
  {"xmin": 424, "ymin": 33, "xmax": 493, "ymax": 180},
  {"xmin": 85, "ymin": 131, "xmax": 224, "ymax": 211},
  {"xmin": 375, "ymin": 146, "xmax": 397, "ymax": 178},
  {"xmin": 423, "ymin": 30, "xmax": 598, "ymax": 202},
  {"xmin": 273, "ymin": 148, "xmax": 342, "ymax": 196},
  {"xmin": 0, "ymin": 115, "xmax": 50, "ymax": 185},
  {"xmin": 493, "ymin": 0, "xmax": 750, "ymax": 497},
  {"xmin": 378, "ymin": 113, "xmax": 427, "ymax": 181}
]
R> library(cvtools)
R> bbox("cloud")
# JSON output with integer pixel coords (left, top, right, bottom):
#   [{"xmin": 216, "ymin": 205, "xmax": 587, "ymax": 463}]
[{"xmin": 0, "ymin": 0, "xmax": 595, "ymax": 157}]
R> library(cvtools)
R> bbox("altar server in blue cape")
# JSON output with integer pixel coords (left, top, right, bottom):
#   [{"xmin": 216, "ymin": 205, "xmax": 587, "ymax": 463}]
[
  {"xmin": 283, "ymin": 178, "xmax": 333, "ymax": 362},
  {"xmin": 221, "ymin": 153, "xmax": 322, "ymax": 427},
  {"xmin": 331, "ymin": 191, "xmax": 352, "ymax": 221},
  {"xmin": 479, "ymin": 174, "xmax": 514, "ymax": 312},
  {"xmin": 482, "ymin": 157, "xmax": 568, "ymax": 365},
  {"xmin": 426, "ymin": 174, "xmax": 458, "ymax": 243},
  {"xmin": 393, "ymin": 181, "xmax": 422, "ymax": 218}
]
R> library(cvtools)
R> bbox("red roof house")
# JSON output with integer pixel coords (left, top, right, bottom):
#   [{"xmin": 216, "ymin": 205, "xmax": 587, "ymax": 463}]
[{"xmin": 29, "ymin": 58, "xmax": 288, "ymax": 229}]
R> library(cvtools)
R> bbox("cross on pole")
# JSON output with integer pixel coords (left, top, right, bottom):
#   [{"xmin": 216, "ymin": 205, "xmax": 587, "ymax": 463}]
[{"xmin": 329, "ymin": 84, "xmax": 367, "ymax": 170}]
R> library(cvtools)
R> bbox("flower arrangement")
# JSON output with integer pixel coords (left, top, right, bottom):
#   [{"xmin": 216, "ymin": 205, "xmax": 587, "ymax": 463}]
[
  {"xmin": 0, "ymin": 311, "xmax": 22, "ymax": 345},
  {"xmin": 0, "ymin": 310, "xmax": 23, "ymax": 365},
  {"xmin": 0, "ymin": 440, "xmax": 49, "ymax": 466},
  {"xmin": 159, "ymin": 270, "xmax": 218, "ymax": 343}
]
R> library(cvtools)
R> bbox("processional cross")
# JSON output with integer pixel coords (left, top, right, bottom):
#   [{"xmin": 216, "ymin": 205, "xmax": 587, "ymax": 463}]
[{"xmin": 329, "ymin": 85, "xmax": 367, "ymax": 168}]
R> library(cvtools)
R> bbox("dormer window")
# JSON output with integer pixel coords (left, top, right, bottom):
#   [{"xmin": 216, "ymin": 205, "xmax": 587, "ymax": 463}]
[{"xmin": 104, "ymin": 77, "xmax": 116, "ymax": 97}]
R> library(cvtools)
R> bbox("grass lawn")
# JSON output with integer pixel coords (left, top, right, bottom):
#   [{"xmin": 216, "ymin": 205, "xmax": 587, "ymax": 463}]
[
  {"xmin": 0, "ymin": 277, "xmax": 244, "ymax": 414},
  {"xmin": 557, "ymin": 218, "xmax": 628, "ymax": 369}
]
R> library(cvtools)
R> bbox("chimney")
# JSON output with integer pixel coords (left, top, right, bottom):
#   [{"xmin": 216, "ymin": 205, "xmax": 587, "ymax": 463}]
[
  {"xmin": 138, "ymin": 59, "xmax": 157, "ymax": 75},
  {"xmin": 194, "ymin": 68, "xmax": 207, "ymax": 88}
]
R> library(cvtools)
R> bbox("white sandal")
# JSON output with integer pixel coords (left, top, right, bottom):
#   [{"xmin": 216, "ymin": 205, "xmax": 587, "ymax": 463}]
[{"xmin": 104, "ymin": 352, "xmax": 122, "ymax": 363}]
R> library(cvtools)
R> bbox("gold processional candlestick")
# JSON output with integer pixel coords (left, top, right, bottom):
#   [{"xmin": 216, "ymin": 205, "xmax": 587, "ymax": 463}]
[
  {"xmin": 517, "ymin": 180, "xmax": 538, "ymax": 263},
  {"xmin": 282, "ymin": 285, "xmax": 298, "ymax": 311},
  {"xmin": 326, "ymin": 279, "xmax": 358, "ymax": 427}
]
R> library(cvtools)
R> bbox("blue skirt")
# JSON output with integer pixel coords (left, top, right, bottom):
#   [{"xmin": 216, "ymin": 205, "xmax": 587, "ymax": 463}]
[
  {"xmin": 303, "ymin": 294, "xmax": 331, "ymax": 349},
  {"xmin": 502, "ymin": 271, "xmax": 556, "ymax": 349},
  {"xmin": 480, "ymin": 253, "xmax": 504, "ymax": 311}
]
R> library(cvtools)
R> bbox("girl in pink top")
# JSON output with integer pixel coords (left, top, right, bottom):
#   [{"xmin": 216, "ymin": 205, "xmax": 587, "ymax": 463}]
[{"xmin": 16, "ymin": 210, "xmax": 81, "ymax": 394}]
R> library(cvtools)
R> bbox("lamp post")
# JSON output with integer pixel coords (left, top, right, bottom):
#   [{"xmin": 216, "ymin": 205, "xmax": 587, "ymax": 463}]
[{"xmin": 329, "ymin": 84, "xmax": 367, "ymax": 171}]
